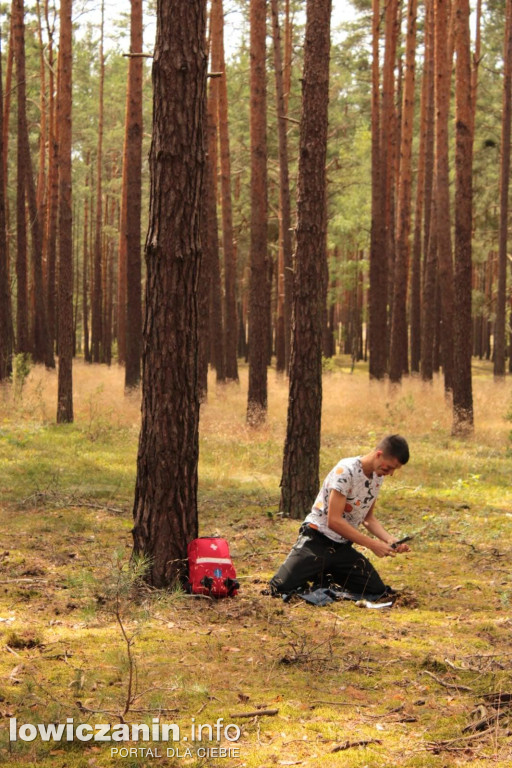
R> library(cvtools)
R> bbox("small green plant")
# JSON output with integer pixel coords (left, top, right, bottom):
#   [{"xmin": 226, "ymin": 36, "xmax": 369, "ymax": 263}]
[
  {"xmin": 88, "ymin": 551, "xmax": 152, "ymax": 720},
  {"xmin": 322, "ymin": 355, "xmax": 338, "ymax": 374},
  {"xmin": 84, "ymin": 384, "xmax": 114, "ymax": 441},
  {"xmin": 5, "ymin": 630, "xmax": 43, "ymax": 650},
  {"xmin": 12, "ymin": 353, "xmax": 32, "ymax": 399},
  {"xmin": 452, "ymin": 473, "xmax": 481, "ymax": 490}
]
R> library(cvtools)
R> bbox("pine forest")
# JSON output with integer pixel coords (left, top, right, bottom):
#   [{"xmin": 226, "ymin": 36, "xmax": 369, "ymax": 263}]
[
  {"xmin": 2, "ymin": 1, "xmax": 512, "ymax": 765},
  {"xmin": 3, "ymin": 0, "xmax": 512, "ymax": 424}
]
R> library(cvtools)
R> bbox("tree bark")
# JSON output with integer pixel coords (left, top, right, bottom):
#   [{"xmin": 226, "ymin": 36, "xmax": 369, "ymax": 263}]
[
  {"xmin": 452, "ymin": 0, "xmax": 474, "ymax": 432},
  {"xmin": 132, "ymin": 0, "xmax": 206, "ymax": 588},
  {"xmin": 381, "ymin": 0, "xmax": 400, "ymax": 372},
  {"xmin": 117, "ymin": 112, "xmax": 128, "ymax": 365},
  {"xmin": 211, "ymin": 0, "xmax": 238, "ymax": 382},
  {"xmin": 247, "ymin": 0, "xmax": 269, "ymax": 425},
  {"xmin": 124, "ymin": 0, "xmax": 143, "ymax": 389},
  {"xmin": 13, "ymin": 0, "xmax": 29, "ymax": 355},
  {"xmin": 280, "ymin": 0, "xmax": 331, "ymax": 518},
  {"xmin": 433, "ymin": 0, "xmax": 454, "ymax": 392},
  {"xmin": 369, "ymin": 0, "xmax": 385, "ymax": 379},
  {"xmin": 205, "ymin": 64, "xmax": 226, "ymax": 383},
  {"xmin": 2, "ymin": 17, "xmax": 13, "ymax": 328},
  {"xmin": 494, "ymin": 0, "xmax": 512, "ymax": 378},
  {"xmin": 271, "ymin": 0, "xmax": 293, "ymax": 374},
  {"xmin": 17, "ymin": 6, "xmax": 54, "ymax": 370},
  {"xmin": 82, "ymin": 158, "xmax": 90, "ymax": 362},
  {"xmin": 44, "ymin": 0, "xmax": 58, "ymax": 351},
  {"xmin": 35, "ymin": 0, "xmax": 46, "ymax": 223},
  {"xmin": 421, "ymin": 197, "xmax": 437, "ymax": 381},
  {"xmin": 410, "ymin": 0, "xmax": 433, "ymax": 373},
  {"xmin": 92, "ymin": 0, "xmax": 105, "ymax": 364},
  {"xmin": 197, "ymin": 71, "xmax": 212, "ymax": 402},
  {"xmin": 389, "ymin": 0, "xmax": 417, "ymax": 382},
  {"xmin": 56, "ymin": 0, "xmax": 73, "ymax": 423},
  {"xmin": 0, "ymin": 32, "xmax": 12, "ymax": 380}
]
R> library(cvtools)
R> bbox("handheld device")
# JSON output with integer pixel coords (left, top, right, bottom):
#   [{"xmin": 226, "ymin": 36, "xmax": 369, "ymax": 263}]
[{"xmin": 391, "ymin": 535, "xmax": 413, "ymax": 550}]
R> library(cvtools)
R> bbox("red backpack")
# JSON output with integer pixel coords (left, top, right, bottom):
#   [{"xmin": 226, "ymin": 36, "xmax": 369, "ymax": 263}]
[{"xmin": 187, "ymin": 537, "xmax": 239, "ymax": 598}]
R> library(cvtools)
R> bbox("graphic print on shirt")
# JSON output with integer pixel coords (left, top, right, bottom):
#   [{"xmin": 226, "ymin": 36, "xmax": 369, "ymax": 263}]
[{"xmin": 305, "ymin": 456, "xmax": 383, "ymax": 543}]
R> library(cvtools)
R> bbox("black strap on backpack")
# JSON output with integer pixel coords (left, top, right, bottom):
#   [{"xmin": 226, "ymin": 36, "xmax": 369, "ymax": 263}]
[{"xmin": 224, "ymin": 577, "xmax": 239, "ymax": 596}]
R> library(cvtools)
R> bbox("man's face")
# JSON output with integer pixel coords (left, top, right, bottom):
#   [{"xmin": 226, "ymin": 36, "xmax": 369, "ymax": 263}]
[{"xmin": 374, "ymin": 451, "xmax": 402, "ymax": 477}]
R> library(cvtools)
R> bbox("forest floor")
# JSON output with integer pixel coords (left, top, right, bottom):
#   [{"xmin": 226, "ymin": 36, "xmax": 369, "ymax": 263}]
[{"xmin": 0, "ymin": 358, "xmax": 511, "ymax": 768}]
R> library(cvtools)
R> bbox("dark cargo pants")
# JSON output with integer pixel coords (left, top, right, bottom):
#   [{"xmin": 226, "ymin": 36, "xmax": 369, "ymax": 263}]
[{"xmin": 270, "ymin": 526, "xmax": 387, "ymax": 597}]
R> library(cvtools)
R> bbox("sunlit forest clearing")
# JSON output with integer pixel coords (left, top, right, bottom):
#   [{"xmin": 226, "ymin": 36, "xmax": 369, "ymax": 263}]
[{"xmin": 0, "ymin": 361, "xmax": 511, "ymax": 767}]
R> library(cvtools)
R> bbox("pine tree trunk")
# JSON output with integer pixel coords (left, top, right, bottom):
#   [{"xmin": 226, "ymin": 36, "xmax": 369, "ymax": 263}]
[
  {"xmin": 369, "ymin": 0, "xmax": 398, "ymax": 379},
  {"xmin": 3, "ymin": 16, "xmax": 13, "ymax": 310},
  {"xmin": 387, "ymin": 36, "xmax": 402, "ymax": 361},
  {"xmin": 72, "ymin": 202, "xmax": 80, "ymax": 356},
  {"xmin": 13, "ymin": 0, "xmax": 29, "ymax": 355},
  {"xmin": 197, "ymin": 69, "xmax": 212, "ymax": 403},
  {"xmin": 44, "ymin": 0, "xmax": 58, "ymax": 351},
  {"xmin": 0, "ymin": 32, "xmax": 12, "ymax": 380},
  {"xmin": 369, "ymin": 0, "xmax": 384, "ymax": 378},
  {"xmin": 247, "ymin": 0, "xmax": 269, "ymax": 426},
  {"xmin": 434, "ymin": 0, "xmax": 454, "ymax": 392},
  {"xmin": 452, "ymin": 0, "xmax": 474, "ymax": 431},
  {"xmin": 470, "ymin": 0, "xmax": 482, "ymax": 143},
  {"xmin": 280, "ymin": 0, "xmax": 331, "ymax": 519},
  {"xmin": 410, "ymin": 0, "xmax": 433, "ymax": 373},
  {"xmin": 102, "ymin": 193, "xmax": 115, "ymax": 367},
  {"xmin": 56, "ymin": 0, "xmax": 73, "ymax": 423},
  {"xmin": 124, "ymin": 0, "xmax": 143, "ymax": 388},
  {"xmin": 82, "ymin": 159, "xmax": 90, "ymax": 362},
  {"xmin": 270, "ymin": 0, "xmax": 293, "ymax": 374},
  {"xmin": 132, "ymin": 0, "xmax": 206, "ymax": 588},
  {"xmin": 35, "ymin": 0, "xmax": 46, "ymax": 222},
  {"xmin": 92, "ymin": 1, "xmax": 104, "ymax": 364},
  {"xmin": 238, "ymin": 299, "xmax": 247, "ymax": 359},
  {"xmin": 205, "ymin": 61, "xmax": 226, "ymax": 383},
  {"xmin": 211, "ymin": 0, "xmax": 238, "ymax": 382},
  {"xmin": 389, "ymin": 0, "xmax": 417, "ymax": 382},
  {"xmin": 18, "ymin": 6, "xmax": 54, "ymax": 371},
  {"xmin": 421, "ymin": 196, "xmax": 437, "ymax": 381},
  {"xmin": 381, "ymin": 0, "xmax": 400, "ymax": 372},
  {"xmin": 433, "ymin": 277, "xmax": 441, "ymax": 372},
  {"xmin": 494, "ymin": 0, "xmax": 512, "ymax": 378},
  {"xmin": 117, "ymin": 113, "xmax": 128, "ymax": 365},
  {"xmin": 422, "ymin": 0, "xmax": 436, "ymax": 284},
  {"xmin": 2, "ymin": 15, "xmax": 13, "ymax": 202}
]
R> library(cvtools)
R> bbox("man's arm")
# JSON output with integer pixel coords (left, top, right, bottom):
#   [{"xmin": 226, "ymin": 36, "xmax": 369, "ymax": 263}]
[
  {"xmin": 363, "ymin": 504, "xmax": 411, "ymax": 553},
  {"xmin": 327, "ymin": 490, "xmax": 396, "ymax": 558}
]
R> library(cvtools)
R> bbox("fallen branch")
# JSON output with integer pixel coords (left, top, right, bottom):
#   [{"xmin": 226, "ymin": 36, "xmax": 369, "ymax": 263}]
[
  {"xmin": 229, "ymin": 709, "xmax": 279, "ymax": 718},
  {"xmin": 483, "ymin": 692, "xmax": 512, "ymax": 706},
  {"xmin": 19, "ymin": 490, "xmax": 125, "ymax": 515},
  {"xmin": 75, "ymin": 701, "xmax": 121, "ymax": 721},
  {"xmin": 423, "ymin": 670, "xmax": 473, "ymax": 692},
  {"xmin": 332, "ymin": 739, "xmax": 382, "ymax": 752},
  {"xmin": 462, "ymin": 706, "xmax": 511, "ymax": 733},
  {"xmin": 426, "ymin": 727, "xmax": 509, "ymax": 752},
  {"xmin": 309, "ymin": 700, "xmax": 363, "ymax": 707}
]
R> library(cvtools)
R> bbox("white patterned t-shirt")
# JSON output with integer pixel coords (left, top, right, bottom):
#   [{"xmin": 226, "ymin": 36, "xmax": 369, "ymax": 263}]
[{"xmin": 304, "ymin": 455, "xmax": 383, "ymax": 543}]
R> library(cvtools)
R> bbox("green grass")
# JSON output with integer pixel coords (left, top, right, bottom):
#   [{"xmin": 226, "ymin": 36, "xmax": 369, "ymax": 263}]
[{"xmin": 0, "ymin": 360, "xmax": 511, "ymax": 766}]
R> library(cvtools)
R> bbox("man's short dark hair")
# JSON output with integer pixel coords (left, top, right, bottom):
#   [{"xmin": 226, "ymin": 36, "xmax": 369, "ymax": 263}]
[{"xmin": 377, "ymin": 434, "xmax": 409, "ymax": 465}]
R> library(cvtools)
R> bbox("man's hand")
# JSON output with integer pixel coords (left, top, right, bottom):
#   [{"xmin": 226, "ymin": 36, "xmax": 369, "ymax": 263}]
[
  {"xmin": 369, "ymin": 540, "xmax": 396, "ymax": 558},
  {"xmin": 392, "ymin": 542, "xmax": 411, "ymax": 553}
]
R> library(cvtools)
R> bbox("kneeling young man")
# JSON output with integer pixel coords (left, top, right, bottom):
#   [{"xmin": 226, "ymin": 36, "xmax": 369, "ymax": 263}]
[{"xmin": 270, "ymin": 434, "xmax": 410, "ymax": 598}]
